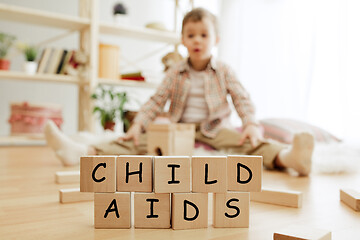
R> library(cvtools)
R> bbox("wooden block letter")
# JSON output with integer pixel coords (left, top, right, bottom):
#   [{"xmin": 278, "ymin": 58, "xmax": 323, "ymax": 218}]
[
  {"xmin": 94, "ymin": 192, "xmax": 131, "ymax": 229},
  {"xmin": 134, "ymin": 193, "xmax": 170, "ymax": 229},
  {"xmin": 340, "ymin": 188, "xmax": 360, "ymax": 211},
  {"xmin": 154, "ymin": 156, "xmax": 191, "ymax": 193},
  {"xmin": 213, "ymin": 192, "xmax": 249, "ymax": 228},
  {"xmin": 250, "ymin": 188, "xmax": 302, "ymax": 208},
  {"xmin": 192, "ymin": 156, "xmax": 227, "ymax": 193},
  {"xmin": 117, "ymin": 155, "xmax": 153, "ymax": 192},
  {"xmin": 171, "ymin": 193, "xmax": 208, "ymax": 230},
  {"xmin": 59, "ymin": 188, "xmax": 94, "ymax": 203},
  {"xmin": 55, "ymin": 171, "xmax": 80, "ymax": 184},
  {"xmin": 227, "ymin": 155, "xmax": 262, "ymax": 192},
  {"xmin": 80, "ymin": 156, "xmax": 116, "ymax": 192},
  {"xmin": 274, "ymin": 226, "xmax": 331, "ymax": 240}
]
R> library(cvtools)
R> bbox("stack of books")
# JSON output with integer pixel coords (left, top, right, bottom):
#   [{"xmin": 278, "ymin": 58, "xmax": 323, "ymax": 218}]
[
  {"xmin": 120, "ymin": 72, "xmax": 145, "ymax": 81},
  {"xmin": 36, "ymin": 48, "xmax": 77, "ymax": 75}
]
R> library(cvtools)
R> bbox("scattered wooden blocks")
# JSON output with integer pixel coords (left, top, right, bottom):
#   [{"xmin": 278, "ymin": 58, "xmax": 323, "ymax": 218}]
[
  {"xmin": 274, "ymin": 226, "xmax": 331, "ymax": 240},
  {"xmin": 147, "ymin": 123, "xmax": 195, "ymax": 156},
  {"xmin": 250, "ymin": 188, "xmax": 302, "ymax": 208},
  {"xmin": 154, "ymin": 156, "xmax": 191, "ymax": 193},
  {"xmin": 94, "ymin": 192, "xmax": 131, "ymax": 229},
  {"xmin": 80, "ymin": 156, "xmax": 116, "ymax": 193},
  {"xmin": 171, "ymin": 193, "xmax": 208, "ymax": 230},
  {"xmin": 55, "ymin": 171, "xmax": 80, "ymax": 184},
  {"xmin": 59, "ymin": 188, "xmax": 94, "ymax": 203},
  {"xmin": 340, "ymin": 188, "xmax": 360, "ymax": 211},
  {"xmin": 134, "ymin": 193, "xmax": 170, "ymax": 229},
  {"xmin": 213, "ymin": 192, "xmax": 250, "ymax": 228},
  {"xmin": 116, "ymin": 156, "xmax": 153, "ymax": 192},
  {"xmin": 192, "ymin": 156, "xmax": 227, "ymax": 193},
  {"xmin": 227, "ymin": 155, "xmax": 262, "ymax": 192}
]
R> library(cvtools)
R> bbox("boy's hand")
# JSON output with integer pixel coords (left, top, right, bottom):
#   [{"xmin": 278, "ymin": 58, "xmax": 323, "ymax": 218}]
[
  {"xmin": 238, "ymin": 124, "xmax": 264, "ymax": 148},
  {"xmin": 117, "ymin": 123, "xmax": 142, "ymax": 146}
]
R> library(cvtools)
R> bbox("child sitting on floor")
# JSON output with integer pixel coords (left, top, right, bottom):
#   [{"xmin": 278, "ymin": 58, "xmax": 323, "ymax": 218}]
[{"xmin": 45, "ymin": 8, "xmax": 314, "ymax": 176}]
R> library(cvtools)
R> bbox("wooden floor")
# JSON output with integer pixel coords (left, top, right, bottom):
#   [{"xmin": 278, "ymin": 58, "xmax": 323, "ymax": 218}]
[{"xmin": 0, "ymin": 146, "xmax": 359, "ymax": 240}]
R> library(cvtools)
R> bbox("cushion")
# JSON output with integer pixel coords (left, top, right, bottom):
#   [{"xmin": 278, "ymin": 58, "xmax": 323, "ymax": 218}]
[{"xmin": 259, "ymin": 118, "xmax": 341, "ymax": 144}]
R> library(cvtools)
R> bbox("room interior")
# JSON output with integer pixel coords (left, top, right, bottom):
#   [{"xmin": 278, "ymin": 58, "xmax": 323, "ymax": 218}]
[{"xmin": 0, "ymin": 0, "xmax": 359, "ymax": 239}]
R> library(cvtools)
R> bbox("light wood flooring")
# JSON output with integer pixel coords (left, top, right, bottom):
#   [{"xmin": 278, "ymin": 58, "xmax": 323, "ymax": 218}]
[{"xmin": 0, "ymin": 146, "xmax": 359, "ymax": 239}]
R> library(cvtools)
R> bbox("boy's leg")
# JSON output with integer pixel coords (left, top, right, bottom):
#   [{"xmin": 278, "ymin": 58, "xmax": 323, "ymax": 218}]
[
  {"xmin": 195, "ymin": 128, "xmax": 286, "ymax": 170},
  {"xmin": 92, "ymin": 133, "xmax": 147, "ymax": 155}
]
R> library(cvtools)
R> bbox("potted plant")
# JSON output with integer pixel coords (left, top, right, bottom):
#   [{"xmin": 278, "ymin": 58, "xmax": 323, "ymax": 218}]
[
  {"xmin": 113, "ymin": 2, "xmax": 128, "ymax": 25},
  {"xmin": 91, "ymin": 86, "xmax": 129, "ymax": 131},
  {"xmin": 17, "ymin": 42, "xmax": 39, "ymax": 75},
  {"xmin": 0, "ymin": 32, "xmax": 16, "ymax": 70}
]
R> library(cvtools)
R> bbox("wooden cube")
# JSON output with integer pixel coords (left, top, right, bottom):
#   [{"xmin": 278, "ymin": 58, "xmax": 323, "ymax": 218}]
[
  {"xmin": 274, "ymin": 226, "xmax": 331, "ymax": 240},
  {"xmin": 147, "ymin": 123, "xmax": 195, "ymax": 156},
  {"xmin": 116, "ymin": 155, "xmax": 153, "ymax": 192},
  {"xmin": 80, "ymin": 156, "xmax": 116, "ymax": 193},
  {"xmin": 55, "ymin": 171, "xmax": 80, "ymax": 184},
  {"xmin": 192, "ymin": 156, "xmax": 227, "ymax": 193},
  {"xmin": 227, "ymin": 155, "xmax": 262, "ymax": 192},
  {"xmin": 94, "ymin": 192, "xmax": 131, "ymax": 229},
  {"xmin": 213, "ymin": 192, "xmax": 249, "ymax": 228},
  {"xmin": 250, "ymin": 188, "xmax": 302, "ymax": 208},
  {"xmin": 171, "ymin": 193, "xmax": 208, "ymax": 230},
  {"xmin": 59, "ymin": 188, "xmax": 94, "ymax": 203},
  {"xmin": 154, "ymin": 156, "xmax": 191, "ymax": 193},
  {"xmin": 340, "ymin": 189, "xmax": 360, "ymax": 211},
  {"xmin": 134, "ymin": 193, "xmax": 170, "ymax": 229}
]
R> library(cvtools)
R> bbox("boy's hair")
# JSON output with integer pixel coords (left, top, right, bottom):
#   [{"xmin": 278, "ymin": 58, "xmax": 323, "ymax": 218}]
[{"xmin": 181, "ymin": 8, "xmax": 218, "ymax": 36}]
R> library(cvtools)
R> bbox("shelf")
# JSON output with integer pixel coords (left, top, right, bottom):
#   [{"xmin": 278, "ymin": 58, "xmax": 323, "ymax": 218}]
[
  {"xmin": 0, "ymin": 71, "xmax": 80, "ymax": 85},
  {"xmin": 100, "ymin": 22, "xmax": 180, "ymax": 44},
  {"xmin": 99, "ymin": 78, "xmax": 158, "ymax": 89},
  {"xmin": 0, "ymin": 3, "xmax": 90, "ymax": 30},
  {"xmin": 0, "ymin": 135, "xmax": 46, "ymax": 147}
]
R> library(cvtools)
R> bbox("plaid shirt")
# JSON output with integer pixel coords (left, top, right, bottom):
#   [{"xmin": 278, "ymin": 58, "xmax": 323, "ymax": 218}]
[{"xmin": 134, "ymin": 58, "xmax": 257, "ymax": 138}]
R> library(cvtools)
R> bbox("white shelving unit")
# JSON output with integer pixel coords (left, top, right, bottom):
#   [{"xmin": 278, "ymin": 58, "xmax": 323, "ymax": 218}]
[{"xmin": 0, "ymin": 0, "xmax": 180, "ymax": 132}]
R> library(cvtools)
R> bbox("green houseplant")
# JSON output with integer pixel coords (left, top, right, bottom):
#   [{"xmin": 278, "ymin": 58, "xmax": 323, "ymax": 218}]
[
  {"xmin": 0, "ymin": 32, "xmax": 16, "ymax": 70},
  {"xmin": 91, "ymin": 86, "xmax": 129, "ymax": 131},
  {"xmin": 17, "ymin": 42, "xmax": 39, "ymax": 74}
]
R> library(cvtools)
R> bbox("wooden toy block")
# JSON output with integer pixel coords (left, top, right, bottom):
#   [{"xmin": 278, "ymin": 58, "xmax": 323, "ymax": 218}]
[
  {"xmin": 59, "ymin": 188, "xmax": 94, "ymax": 203},
  {"xmin": 213, "ymin": 192, "xmax": 250, "ymax": 228},
  {"xmin": 171, "ymin": 193, "xmax": 208, "ymax": 230},
  {"xmin": 134, "ymin": 193, "xmax": 170, "ymax": 229},
  {"xmin": 192, "ymin": 156, "xmax": 227, "ymax": 193},
  {"xmin": 94, "ymin": 192, "xmax": 131, "ymax": 229},
  {"xmin": 154, "ymin": 156, "xmax": 191, "ymax": 193},
  {"xmin": 55, "ymin": 171, "xmax": 80, "ymax": 184},
  {"xmin": 147, "ymin": 123, "xmax": 195, "ymax": 156},
  {"xmin": 250, "ymin": 188, "xmax": 302, "ymax": 208},
  {"xmin": 227, "ymin": 155, "xmax": 262, "ymax": 192},
  {"xmin": 340, "ymin": 188, "xmax": 360, "ymax": 211},
  {"xmin": 116, "ymin": 155, "xmax": 153, "ymax": 192},
  {"xmin": 274, "ymin": 226, "xmax": 331, "ymax": 240},
  {"xmin": 80, "ymin": 156, "xmax": 116, "ymax": 193}
]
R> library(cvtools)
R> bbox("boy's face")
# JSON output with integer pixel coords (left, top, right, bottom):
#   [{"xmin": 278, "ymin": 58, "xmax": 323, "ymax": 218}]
[{"xmin": 182, "ymin": 17, "xmax": 219, "ymax": 63}]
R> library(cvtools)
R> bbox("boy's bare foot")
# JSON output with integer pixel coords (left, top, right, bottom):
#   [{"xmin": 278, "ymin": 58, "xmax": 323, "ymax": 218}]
[
  {"xmin": 44, "ymin": 121, "xmax": 88, "ymax": 166},
  {"xmin": 277, "ymin": 132, "xmax": 315, "ymax": 176}
]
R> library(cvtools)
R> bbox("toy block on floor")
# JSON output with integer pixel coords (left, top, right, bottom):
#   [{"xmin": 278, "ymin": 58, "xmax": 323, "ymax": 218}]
[
  {"xmin": 340, "ymin": 188, "xmax": 360, "ymax": 211},
  {"xmin": 134, "ymin": 193, "xmax": 170, "ymax": 229},
  {"xmin": 116, "ymin": 156, "xmax": 153, "ymax": 192},
  {"xmin": 213, "ymin": 192, "xmax": 250, "ymax": 228},
  {"xmin": 250, "ymin": 188, "xmax": 302, "ymax": 208},
  {"xmin": 227, "ymin": 155, "xmax": 262, "ymax": 192},
  {"xmin": 55, "ymin": 171, "xmax": 80, "ymax": 184},
  {"xmin": 192, "ymin": 156, "xmax": 227, "ymax": 193},
  {"xmin": 274, "ymin": 226, "xmax": 331, "ymax": 240},
  {"xmin": 154, "ymin": 156, "xmax": 191, "ymax": 193},
  {"xmin": 59, "ymin": 188, "xmax": 94, "ymax": 203},
  {"xmin": 171, "ymin": 193, "xmax": 208, "ymax": 230},
  {"xmin": 94, "ymin": 192, "xmax": 131, "ymax": 229},
  {"xmin": 80, "ymin": 156, "xmax": 116, "ymax": 193},
  {"xmin": 147, "ymin": 123, "xmax": 195, "ymax": 156}
]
